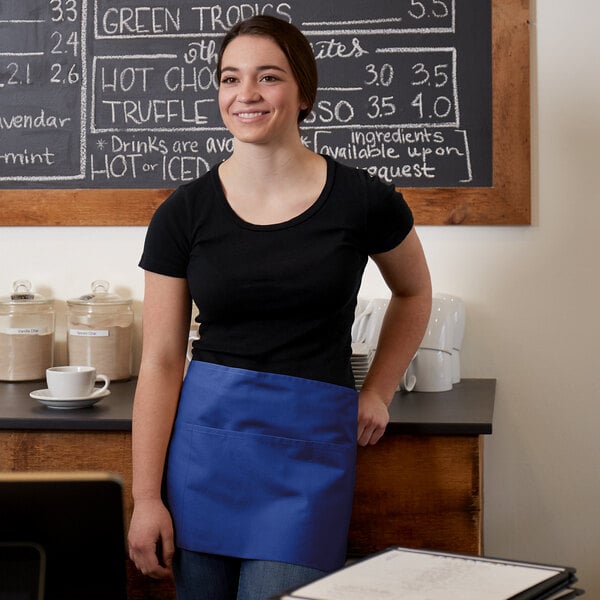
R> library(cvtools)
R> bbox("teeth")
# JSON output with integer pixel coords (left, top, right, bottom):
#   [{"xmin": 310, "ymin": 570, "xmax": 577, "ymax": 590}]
[{"xmin": 238, "ymin": 112, "xmax": 264, "ymax": 118}]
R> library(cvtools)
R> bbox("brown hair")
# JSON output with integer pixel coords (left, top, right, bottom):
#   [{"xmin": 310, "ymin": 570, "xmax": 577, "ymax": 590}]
[{"xmin": 216, "ymin": 16, "xmax": 317, "ymax": 123}]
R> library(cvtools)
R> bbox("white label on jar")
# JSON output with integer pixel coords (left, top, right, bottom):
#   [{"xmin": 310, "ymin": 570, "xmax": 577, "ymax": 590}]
[
  {"xmin": 4, "ymin": 327, "xmax": 48, "ymax": 335},
  {"xmin": 69, "ymin": 329, "xmax": 110, "ymax": 337}
]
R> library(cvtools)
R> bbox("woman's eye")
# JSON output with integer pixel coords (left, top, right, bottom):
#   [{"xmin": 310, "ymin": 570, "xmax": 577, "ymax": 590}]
[
  {"xmin": 261, "ymin": 75, "xmax": 278, "ymax": 82},
  {"xmin": 221, "ymin": 76, "xmax": 236, "ymax": 84}
]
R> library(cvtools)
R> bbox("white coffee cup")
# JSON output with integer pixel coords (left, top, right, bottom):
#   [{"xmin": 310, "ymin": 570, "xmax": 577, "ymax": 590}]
[
  {"xmin": 397, "ymin": 354, "xmax": 417, "ymax": 392},
  {"xmin": 420, "ymin": 297, "xmax": 454, "ymax": 354},
  {"xmin": 46, "ymin": 366, "xmax": 110, "ymax": 399},
  {"xmin": 434, "ymin": 293, "xmax": 466, "ymax": 383},
  {"xmin": 352, "ymin": 298, "xmax": 373, "ymax": 343},
  {"xmin": 353, "ymin": 298, "xmax": 389, "ymax": 348},
  {"xmin": 401, "ymin": 367, "xmax": 417, "ymax": 392},
  {"xmin": 413, "ymin": 349, "xmax": 453, "ymax": 392},
  {"xmin": 435, "ymin": 293, "xmax": 466, "ymax": 350},
  {"xmin": 185, "ymin": 328, "xmax": 200, "ymax": 376}
]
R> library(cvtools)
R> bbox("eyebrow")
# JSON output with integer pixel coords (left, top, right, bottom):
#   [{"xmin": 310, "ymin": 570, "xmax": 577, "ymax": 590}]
[{"xmin": 220, "ymin": 65, "xmax": 288, "ymax": 74}]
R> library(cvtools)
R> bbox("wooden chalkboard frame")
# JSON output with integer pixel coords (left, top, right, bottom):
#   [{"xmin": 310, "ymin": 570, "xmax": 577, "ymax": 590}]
[{"xmin": 0, "ymin": 0, "xmax": 529, "ymax": 226}]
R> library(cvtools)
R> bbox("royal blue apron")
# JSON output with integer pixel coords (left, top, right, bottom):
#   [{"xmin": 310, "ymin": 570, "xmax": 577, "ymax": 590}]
[{"xmin": 166, "ymin": 360, "xmax": 358, "ymax": 571}]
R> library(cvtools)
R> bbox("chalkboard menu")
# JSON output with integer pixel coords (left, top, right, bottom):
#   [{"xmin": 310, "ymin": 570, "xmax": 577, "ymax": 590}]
[{"xmin": 0, "ymin": 0, "xmax": 491, "ymax": 190}]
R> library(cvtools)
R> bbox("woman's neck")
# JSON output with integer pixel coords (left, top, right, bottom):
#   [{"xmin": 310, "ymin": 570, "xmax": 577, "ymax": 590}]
[
  {"xmin": 217, "ymin": 141, "xmax": 327, "ymax": 225},
  {"xmin": 227, "ymin": 137, "xmax": 311, "ymax": 178}
]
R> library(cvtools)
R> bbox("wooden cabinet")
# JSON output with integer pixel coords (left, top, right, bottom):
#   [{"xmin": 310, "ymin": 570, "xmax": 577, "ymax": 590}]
[
  {"xmin": 0, "ymin": 379, "xmax": 494, "ymax": 599},
  {"xmin": 350, "ymin": 435, "xmax": 482, "ymax": 557},
  {"xmin": 0, "ymin": 429, "xmax": 172, "ymax": 600}
]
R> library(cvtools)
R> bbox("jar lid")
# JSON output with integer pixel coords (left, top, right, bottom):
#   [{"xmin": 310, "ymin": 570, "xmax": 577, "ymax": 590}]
[
  {"xmin": 0, "ymin": 280, "xmax": 52, "ymax": 306},
  {"xmin": 67, "ymin": 280, "xmax": 132, "ymax": 306}
]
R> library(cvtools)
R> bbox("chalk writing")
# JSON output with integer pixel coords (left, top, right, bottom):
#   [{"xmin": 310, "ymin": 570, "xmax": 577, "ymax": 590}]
[{"xmin": 0, "ymin": 0, "xmax": 491, "ymax": 188}]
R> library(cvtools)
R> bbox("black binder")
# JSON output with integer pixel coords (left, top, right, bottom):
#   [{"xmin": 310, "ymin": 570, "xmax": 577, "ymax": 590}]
[
  {"xmin": 275, "ymin": 547, "xmax": 581, "ymax": 600},
  {"xmin": 0, "ymin": 472, "xmax": 127, "ymax": 600}
]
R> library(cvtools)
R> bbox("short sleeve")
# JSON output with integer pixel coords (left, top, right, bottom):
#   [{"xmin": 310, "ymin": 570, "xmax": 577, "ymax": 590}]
[
  {"xmin": 139, "ymin": 188, "xmax": 192, "ymax": 278},
  {"xmin": 364, "ymin": 174, "xmax": 414, "ymax": 255}
]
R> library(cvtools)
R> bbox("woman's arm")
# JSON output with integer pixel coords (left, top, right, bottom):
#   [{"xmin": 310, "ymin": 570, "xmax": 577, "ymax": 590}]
[
  {"xmin": 357, "ymin": 227, "xmax": 432, "ymax": 446},
  {"xmin": 127, "ymin": 271, "xmax": 191, "ymax": 578}
]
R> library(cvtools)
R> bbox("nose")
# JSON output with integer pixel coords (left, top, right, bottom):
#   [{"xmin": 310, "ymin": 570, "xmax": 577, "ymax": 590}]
[{"xmin": 237, "ymin": 79, "xmax": 260, "ymax": 103}]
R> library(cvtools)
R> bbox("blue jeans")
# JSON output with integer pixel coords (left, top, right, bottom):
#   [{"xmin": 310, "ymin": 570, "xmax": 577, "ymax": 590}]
[{"xmin": 173, "ymin": 549, "xmax": 329, "ymax": 600}]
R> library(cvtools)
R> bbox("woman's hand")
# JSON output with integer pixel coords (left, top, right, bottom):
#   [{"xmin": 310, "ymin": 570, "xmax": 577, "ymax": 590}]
[
  {"xmin": 127, "ymin": 498, "xmax": 175, "ymax": 579},
  {"xmin": 357, "ymin": 388, "xmax": 390, "ymax": 446}
]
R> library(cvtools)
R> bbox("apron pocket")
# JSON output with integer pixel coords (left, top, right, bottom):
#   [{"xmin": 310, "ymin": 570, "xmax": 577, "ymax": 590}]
[{"xmin": 167, "ymin": 423, "xmax": 356, "ymax": 571}]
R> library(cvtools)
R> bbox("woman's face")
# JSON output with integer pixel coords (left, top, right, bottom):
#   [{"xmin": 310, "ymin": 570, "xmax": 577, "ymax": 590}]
[{"xmin": 218, "ymin": 35, "xmax": 307, "ymax": 146}]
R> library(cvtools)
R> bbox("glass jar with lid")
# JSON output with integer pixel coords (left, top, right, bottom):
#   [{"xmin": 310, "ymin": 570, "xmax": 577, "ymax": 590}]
[
  {"xmin": 0, "ymin": 280, "xmax": 55, "ymax": 381},
  {"xmin": 67, "ymin": 280, "xmax": 134, "ymax": 381}
]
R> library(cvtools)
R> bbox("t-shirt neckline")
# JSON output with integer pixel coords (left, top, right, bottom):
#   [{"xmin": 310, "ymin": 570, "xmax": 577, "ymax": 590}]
[{"xmin": 212, "ymin": 155, "xmax": 335, "ymax": 231}]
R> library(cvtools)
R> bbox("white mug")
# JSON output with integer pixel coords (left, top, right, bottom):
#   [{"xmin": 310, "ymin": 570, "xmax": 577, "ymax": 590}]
[
  {"xmin": 401, "ymin": 368, "xmax": 417, "ymax": 392},
  {"xmin": 184, "ymin": 328, "xmax": 200, "ymax": 377},
  {"xmin": 46, "ymin": 366, "xmax": 110, "ymax": 399},
  {"xmin": 353, "ymin": 298, "xmax": 389, "ymax": 348},
  {"xmin": 398, "ymin": 353, "xmax": 417, "ymax": 392},
  {"xmin": 352, "ymin": 298, "xmax": 373, "ymax": 343},
  {"xmin": 413, "ymin": 349, "xmax": 453, "ymax": 392},
  {"xmin": 420, "ymin": 297, "xmax": 454, "ymax": 354},
  {"xmin": 434, "ymin": 293, "xmax": 466, "ymax": 383},
  {"xmin": 451, "ymin": 349, "xmax": 461, "ymax": 384},
  {"xmin": 434, "ymin": 293, "xmax": 466, "ymax": 351}
]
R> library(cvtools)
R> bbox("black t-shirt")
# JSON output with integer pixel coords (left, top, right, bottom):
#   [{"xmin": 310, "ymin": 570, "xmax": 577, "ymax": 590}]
[{"xmin": 139, "ymin": 155, "xmax": 413, "ymax": 387}]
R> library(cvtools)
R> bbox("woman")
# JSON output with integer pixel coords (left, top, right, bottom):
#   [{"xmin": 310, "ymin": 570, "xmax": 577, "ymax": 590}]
[{"xmin": 128, "ymin": 15, "xmax": 431, "ymax": 600}]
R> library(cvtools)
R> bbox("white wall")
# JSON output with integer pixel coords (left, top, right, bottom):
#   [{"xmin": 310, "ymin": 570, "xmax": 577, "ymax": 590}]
[{"xmin": 2, "ymin": 0, "xmax": 599, "ymax": 595}]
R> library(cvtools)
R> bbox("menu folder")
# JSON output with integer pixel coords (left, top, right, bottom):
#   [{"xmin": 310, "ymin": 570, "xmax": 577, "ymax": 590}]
[
  {"xmin": 275, "ymin": 547, "xmax": 581, "ymax": 600},
  {"xmin": 540, "ymin": 589, "xmax": 584, "ymax": 600}
]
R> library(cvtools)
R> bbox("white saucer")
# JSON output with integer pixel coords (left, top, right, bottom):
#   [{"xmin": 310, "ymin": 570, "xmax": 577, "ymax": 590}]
[{"xmin": 30, "ymin": 388, "xmax": 110, "ymax": 409}]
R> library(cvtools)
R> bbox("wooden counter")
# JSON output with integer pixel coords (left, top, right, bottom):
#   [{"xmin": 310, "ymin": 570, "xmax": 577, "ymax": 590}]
[{"xmin": 0, "ymin": 378, "xmax": 494, "ymax": 599}]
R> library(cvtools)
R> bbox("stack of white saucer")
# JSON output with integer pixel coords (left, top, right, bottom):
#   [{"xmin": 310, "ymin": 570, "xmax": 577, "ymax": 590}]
[
  {"xmin": 351, "ymin": 298, "xmax": 387, "ymax": 390},
  {"xmin": 351, "ymin": 342, "xmax": 374, "ymax": 390}
]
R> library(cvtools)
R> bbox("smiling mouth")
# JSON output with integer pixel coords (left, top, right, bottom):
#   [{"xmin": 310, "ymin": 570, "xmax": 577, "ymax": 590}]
[{"xmin": 236, "ymin": 111, "xmax": 268, "ymax": 118}]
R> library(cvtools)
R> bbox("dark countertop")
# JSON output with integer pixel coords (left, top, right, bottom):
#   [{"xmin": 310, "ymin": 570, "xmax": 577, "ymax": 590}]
[
  {"xmin": 0, "ymin": 379, "xmax": 138, "ymax": 431},
  {"xmin": 388, "ymin": 378, "xmax": 495, "ymax": 435},
  {"xmin": 0, "ymin": 378, "xmax": 495, "ymax": 435}
]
